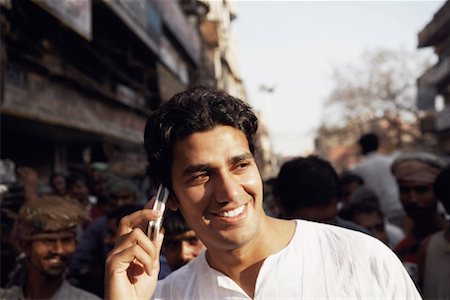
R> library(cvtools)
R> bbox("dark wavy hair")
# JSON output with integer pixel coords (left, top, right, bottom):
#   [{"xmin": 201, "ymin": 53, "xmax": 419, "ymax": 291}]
[{"xmin": 144, "ymin": 87, "xmax": 258, "ymax": 189}]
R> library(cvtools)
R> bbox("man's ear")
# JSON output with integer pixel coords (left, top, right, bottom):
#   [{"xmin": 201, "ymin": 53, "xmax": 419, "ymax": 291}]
[{"xmin": 168, "ymin": 195, "xmax": 179, "ymax": 211}]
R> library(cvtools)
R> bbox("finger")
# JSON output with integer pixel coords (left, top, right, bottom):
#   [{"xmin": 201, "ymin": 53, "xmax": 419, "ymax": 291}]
[
  {"xmin": 117, "ymin": 209, "xmax": 161, "ymax": 236},
  {"xmin": 108, "ymin": 244, "xmax": 155, "ymax": 275},
  {"xmin": 112, "ymin": 228, "xmax": 157, "ymax": 260},
  {"xmin": 155, "ymin": 228, "xmax": 165, "ymax": 254}
]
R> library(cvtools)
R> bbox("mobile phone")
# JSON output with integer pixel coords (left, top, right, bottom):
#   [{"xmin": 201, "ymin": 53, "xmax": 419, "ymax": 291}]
[{"xmin": 147, "ymin": 184, "xmax": 169, "ymax": 241}]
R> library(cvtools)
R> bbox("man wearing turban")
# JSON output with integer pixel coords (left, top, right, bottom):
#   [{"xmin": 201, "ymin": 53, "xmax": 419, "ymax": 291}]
[
  {"xmin": 0, "ymin": 196, "xmax": 101, "ymax": 299},
  {"xmin": 391, "ymin": 153, "xmax": 448, "ymax": 286}
]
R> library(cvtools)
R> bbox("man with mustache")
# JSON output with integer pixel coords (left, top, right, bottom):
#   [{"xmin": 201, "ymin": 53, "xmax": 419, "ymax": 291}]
[
  {"xmin": 105, "ymin": 87, "xmax": 420, "ymax": 299},
  {"xmin": 392, "ymin": 152, "xmax": 448, "ymax": 285},
  {"xmin": 0, "ymin": 196, "xmax": 100, "ymax": 299}
]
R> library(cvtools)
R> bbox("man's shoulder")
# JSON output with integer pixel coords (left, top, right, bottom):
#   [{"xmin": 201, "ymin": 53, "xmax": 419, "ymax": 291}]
[
  {"xmin": 156, "ymin": 251, "xmax": 208, "ymax": 292},
  {"xmin": 57, "ymin": 280, "xmax": 102, "ymax": 300},
  {"xmin": 0, "ymin": 286, "xmax": 22, "ymax": 300},
  {"xmin": 295, "ymin": 219, "xmax": 389, "ymax": 255},
  {"xmin": 355, "ymin": 152, "xmax": 392, "ymax": 169}
]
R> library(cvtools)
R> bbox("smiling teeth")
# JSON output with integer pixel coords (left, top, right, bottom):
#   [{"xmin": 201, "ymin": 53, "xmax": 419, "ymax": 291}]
[{"xmin": 219, "ymin": 205, "xmax": 245, "ymax": 218}]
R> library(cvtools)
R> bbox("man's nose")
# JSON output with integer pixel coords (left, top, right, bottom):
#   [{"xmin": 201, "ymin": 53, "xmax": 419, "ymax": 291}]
[
  {"xmin": 51, "ymin": 240, "xmax": 65, "ymax": 254},
  {"xmin": 213, "ymin": 172, "xmax": 240, "ymax": 203},
  {"xmin": 406, "ymin": 190, "xmax": 420, "ymax": 204}
]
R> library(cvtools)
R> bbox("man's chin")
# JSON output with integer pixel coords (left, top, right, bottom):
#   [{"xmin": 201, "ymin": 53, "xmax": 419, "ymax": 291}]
[{"xmin": 42, "ymin": 267, "xmax": 66, "ymax": 279}]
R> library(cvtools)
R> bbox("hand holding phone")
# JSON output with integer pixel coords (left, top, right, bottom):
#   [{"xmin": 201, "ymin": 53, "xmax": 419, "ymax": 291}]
[{"xmin": 147, "ymin": 184, "xmax": 169, "ymax": 241}]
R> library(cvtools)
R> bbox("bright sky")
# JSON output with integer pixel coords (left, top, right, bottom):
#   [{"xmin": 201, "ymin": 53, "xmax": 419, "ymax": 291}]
[{"xmin": 233, "ymin": 0, "xmax": 445, "ymax": 157}]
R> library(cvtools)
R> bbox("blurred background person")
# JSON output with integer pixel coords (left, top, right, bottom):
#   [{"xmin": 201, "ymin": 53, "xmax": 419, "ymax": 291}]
[
  {"xmin": 161, "ymin": 209, "xmax": 206, "ymax": 278},
  {"xmin": 274, "ymin": 155, "xmax": 369, "ymax": 234},
  {"xmin": 353, "ymin": 133, "xmax": 405, "ymax": 228},
  {"xmin": 66, "ymin": 173, "xmax": 101, "ymax": 226},
  {"xmin": 49, "ymin": 172, "xmax": 67, "ymax": 197},
  {"xmin": 338, "ymin": 172, "xmax": 364, "ymax": 207},
  {"xmin": 0, "ymin": 196, "xmax": 99, "ymax": 299},
  {"xmin": 391, "ymin": 152, "xmax": 448, "ymax": 285},
  {"xmin": 68, "ymin": 177, "xmax": 140, "ymax": 297},
  {"xmin": 418, "ymin": 164, "xmax": 450, "ymax": 299},
  {"xmin": 340, "ymin": 201, "xmax": 392, "ymax": 248},
  {"xmin": 339, "ymin": 186, "xmax": 405, "ymax": 249}
]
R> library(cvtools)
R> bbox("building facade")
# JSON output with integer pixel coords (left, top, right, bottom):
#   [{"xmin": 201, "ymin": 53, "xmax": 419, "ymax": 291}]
[
  {"xmin": 1, "ymin": 0, "xmax": 204, "ymax": 177},
  {"xmin": 417, "ymin": 1, "xmax": 450, "ymax": 155}
]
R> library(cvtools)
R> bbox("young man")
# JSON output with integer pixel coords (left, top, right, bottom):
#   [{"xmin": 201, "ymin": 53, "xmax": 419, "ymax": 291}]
[
  {"xmin": 0, "ymin": 196, "xmax": 100, "ymax": 299},
  {"xmin": 105, "ymin": 87, "xmax": 420, "ymax": 299}
]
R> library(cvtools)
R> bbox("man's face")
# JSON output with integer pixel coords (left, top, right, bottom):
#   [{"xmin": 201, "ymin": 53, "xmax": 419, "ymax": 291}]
[
  {"xmin": 353, "ymin": 212, "xmax": 388, "ymax": 245},
  {"xmin": 25, "ymin": 231, "xmax": 76, "ymax": 279},
  {"xmin": 398, "ymin": 180, "xmax": 437, "ymax": 222},
  {"xmin": 170, "ymin": 126, "xmax": 264, "ymax": 251},
  {"xmin": 111, "ymin": 189, "xmax": 136, "ymax": 209},
  {"xmin": 164, "ymin": 230, "xmax": 205, "ymax": 271}
]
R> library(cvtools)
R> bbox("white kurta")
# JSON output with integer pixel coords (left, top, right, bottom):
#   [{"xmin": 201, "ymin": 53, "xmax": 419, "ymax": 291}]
[{"xmin": 154, "ymin": 220, "xmax": 420, "ymax": 299}]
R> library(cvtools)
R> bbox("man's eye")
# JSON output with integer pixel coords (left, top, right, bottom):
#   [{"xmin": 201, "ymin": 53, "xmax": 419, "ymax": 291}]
[
  {"xmin": 415, "ymin": 186, "xmax": 430, "ymax": 194},
  {"xmin": 191, "ymin": 172, "xmax": 209, "ymax": 183},
  {"xmin": 61, "ymin": 237, "xmax": 75, "ymax": 244},
  {"xmin": 196, "ymin": 172, "xmax": 208, "ymax": 178},
  {"xmin": 188, "ymin": 237, "xmax": 200, "ymax": 245},
  {"xmin": 399, "ymin": 186, "xmax": 409, "ymax": 194},
  {"xmin": 235, "ymin": 161, "xmax": 250, "ymax": 170}
]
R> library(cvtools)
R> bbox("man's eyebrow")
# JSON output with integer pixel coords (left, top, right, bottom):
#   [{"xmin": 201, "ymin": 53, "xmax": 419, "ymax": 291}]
[
  {"xmin": 182, "ymin": 164, "xmax": 211, "ymax": 176},
  {"xmin": 228, "ymin": 152, "xmax": 254, "ymax": 165},
  {"xmin": 181, "ymin": 153, "xmax": 253, "ymax": 176}
]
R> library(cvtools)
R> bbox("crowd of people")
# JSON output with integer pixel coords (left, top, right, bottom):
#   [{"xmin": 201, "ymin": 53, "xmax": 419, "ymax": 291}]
[
  {"xmin": 0, "ymin": 87, "xmax": 448, "ymax": 299},
  {"xmin": 0, "ymin": 165, "xmax": 205, "ymax": 298},
  {"xmin": 269, "ymin": 133, "xmax": 449, "ymax": 299}
]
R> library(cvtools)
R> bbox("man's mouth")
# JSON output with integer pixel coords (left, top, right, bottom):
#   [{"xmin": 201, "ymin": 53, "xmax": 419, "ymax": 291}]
[
  {"xmin": 45, "ymin": 255, "xmax": 67, "ymax": 266},
  {"xmin": 217, "ymin": 204, "xmax": 246, "ymax": 218}
]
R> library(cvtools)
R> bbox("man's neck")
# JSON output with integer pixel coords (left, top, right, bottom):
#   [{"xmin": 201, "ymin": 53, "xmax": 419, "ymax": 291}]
[
  {"xmin": 25, "ymin": 271, "xmax": 63, "ymax": 299},
  {"xmin": 205, "ymin": 217, "xmax": 295, "ymax": 298}
]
